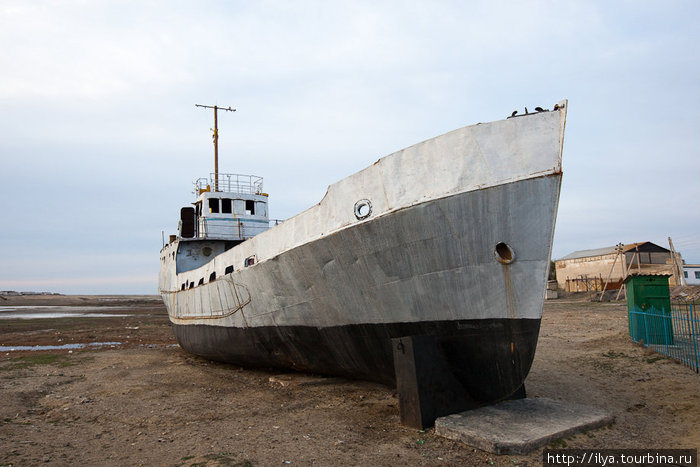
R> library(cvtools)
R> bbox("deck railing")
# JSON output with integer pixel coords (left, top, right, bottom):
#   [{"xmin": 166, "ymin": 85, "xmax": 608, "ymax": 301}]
[
  {"xmin": 195, "ymin": 173, "xmax": 264, "ymax": 195},
  {"xmin": 197, "ymin": 218, "xmax": 269, "ymax": 240},
  {"xmin": 628, "ymin": 303, "xmax": 700, "ymax": 373}
]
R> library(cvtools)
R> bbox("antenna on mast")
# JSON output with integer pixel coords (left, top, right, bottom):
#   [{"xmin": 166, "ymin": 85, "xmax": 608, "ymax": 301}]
[{"xmin": 195, "ymin": 104, "xmax": 236, "ymax": 192}]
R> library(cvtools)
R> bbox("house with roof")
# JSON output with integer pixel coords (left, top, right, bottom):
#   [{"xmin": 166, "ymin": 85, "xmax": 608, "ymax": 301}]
[
  {"xmin": 683, "ymin": 264, "xmax": 700, "ymax": 285},
  {"xmin": 554, "ymin": 241, "xmax": 682, "ymax": 292}
]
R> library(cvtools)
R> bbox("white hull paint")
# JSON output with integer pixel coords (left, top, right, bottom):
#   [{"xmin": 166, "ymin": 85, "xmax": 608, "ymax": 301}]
[{"xmin": 160, "ymin": 102, "xmax": 566, "ymax": 332}]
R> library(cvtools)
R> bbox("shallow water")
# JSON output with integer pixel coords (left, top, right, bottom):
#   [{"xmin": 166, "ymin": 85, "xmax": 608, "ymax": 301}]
[
  {"xmin": 0, "ymin": 342, "xmax": 122, "ymax": 351},
  {"xmin": 0, "ymin": 313, "xmax": 130, "ymax": 319},
  {"xmin": 0, "ymin": 305, "xmax": 129, "ymax": 319}
]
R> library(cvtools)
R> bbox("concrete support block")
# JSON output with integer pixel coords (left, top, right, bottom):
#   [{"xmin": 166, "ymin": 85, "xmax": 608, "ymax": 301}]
[{"xmin": 435, "ymin": 398, "xmax": 613, "ymax": 454}]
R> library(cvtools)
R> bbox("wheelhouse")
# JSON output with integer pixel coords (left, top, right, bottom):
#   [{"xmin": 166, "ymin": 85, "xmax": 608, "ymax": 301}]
[{"xmin": 179, "ymin": 173, "xmax": 270, "ymax": 242}]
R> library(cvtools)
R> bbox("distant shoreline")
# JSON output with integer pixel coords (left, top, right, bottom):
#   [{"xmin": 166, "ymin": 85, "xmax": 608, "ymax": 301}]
[{"xmin": 0, "ymin": 294, "xmax": 161, "ymax": 307}]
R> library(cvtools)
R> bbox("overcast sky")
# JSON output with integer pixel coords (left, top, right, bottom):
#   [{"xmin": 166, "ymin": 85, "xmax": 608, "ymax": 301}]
[{"xmin": 1, "ymin": 1, "xmax": 698, "ymax": 294}]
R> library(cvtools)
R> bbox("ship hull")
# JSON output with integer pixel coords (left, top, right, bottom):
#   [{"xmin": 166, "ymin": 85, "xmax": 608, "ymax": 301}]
[
  {"xmin": 173, "ymin": 318, "xmax": 539, "ymax": 401},
  {"xmin": 164, "ymin": 172, "xmax": 560, "ymax": 403},
  {"xmin": 160, "ymin": 104, "xmax": 567, "ymax": 406}
]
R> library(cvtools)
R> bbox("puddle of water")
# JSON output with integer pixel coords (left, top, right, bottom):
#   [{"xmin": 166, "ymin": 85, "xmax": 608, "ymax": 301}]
[
  {"xmin": 0, "ymin": 342, "xmax": 122, "ymax": 352},
  {"xmin": 0, "ymin": 305, "xmax": 126, "ymax": 312},
  {"xmin": 0, "ymin": 313, "xmax": 129, "ymax": 320},
  {"xmin": 0, "ymin": 306, "xmax": 130, "ymax": 319}
]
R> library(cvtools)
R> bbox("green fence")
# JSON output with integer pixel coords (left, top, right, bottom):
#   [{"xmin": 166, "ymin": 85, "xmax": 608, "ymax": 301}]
[{"xmin": 628, "ymin": 303, "xmax": 700, "ymax": 373}]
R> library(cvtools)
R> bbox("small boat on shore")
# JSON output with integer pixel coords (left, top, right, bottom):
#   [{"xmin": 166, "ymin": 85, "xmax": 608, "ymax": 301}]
[{"xmin": 159, "ymin": 101, "xmax": 567, "ymax": 407}]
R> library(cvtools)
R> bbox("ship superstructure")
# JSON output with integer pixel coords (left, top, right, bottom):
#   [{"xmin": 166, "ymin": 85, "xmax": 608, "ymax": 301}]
[{"xmin": 174, "ymin": 174, "xmax": 270, "ymax": 277}]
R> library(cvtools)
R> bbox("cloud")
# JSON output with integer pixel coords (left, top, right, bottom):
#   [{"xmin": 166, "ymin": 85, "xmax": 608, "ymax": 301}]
[
  {"xmin": 0, "ymin": 1, "xmax": 195, "ymax": 101},
  {"xmin": 1, "ymin": 0, "xmax": 699, "ymax": 294}
]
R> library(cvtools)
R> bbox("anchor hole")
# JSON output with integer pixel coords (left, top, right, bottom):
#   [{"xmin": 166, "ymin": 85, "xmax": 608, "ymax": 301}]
[{"xmin": 495, "ymin": 242, "xmax": 515, "ymax": 264}]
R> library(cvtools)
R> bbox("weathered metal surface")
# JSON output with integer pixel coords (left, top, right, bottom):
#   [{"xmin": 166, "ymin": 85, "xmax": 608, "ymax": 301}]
[
  {"xmin": 161, "ymin": 275, "xmax": 251, "ymax": 320},
  {"xmin": 392, "ymin": 335, "xmax": 480, "ymax": 428},
  {"xmin": 163, "ymin": 174, "xmax": 560, "ymax": 328},
  {"xmin": 158, "ymin": 101, "xmax": 568, "ymax": 397},
  {"xmin": 190, "ymin": 191, "xmax": 269, "ymax": 241},
  {"xmin": 174, "ymin": 240, "xmax": 228, "ymax": 274},
  {"xmin": 160, "ymin": 101, "xmax": 566, "ymax": 299},
  {"xmin": 172, "ymin": 317, "xmax": 541, "ymax": 394}
]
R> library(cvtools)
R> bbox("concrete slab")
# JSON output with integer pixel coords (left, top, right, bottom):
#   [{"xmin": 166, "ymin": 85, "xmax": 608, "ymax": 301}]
[{"xmin": 435, "ymin": 397, "xmax": 613, "ymax": 455}]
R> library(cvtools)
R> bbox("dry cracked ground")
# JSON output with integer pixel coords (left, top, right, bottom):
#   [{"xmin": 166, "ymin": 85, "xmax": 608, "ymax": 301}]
[{"xmin": 0, "ymin": 295, "xmax": 698, "ymax": 466}]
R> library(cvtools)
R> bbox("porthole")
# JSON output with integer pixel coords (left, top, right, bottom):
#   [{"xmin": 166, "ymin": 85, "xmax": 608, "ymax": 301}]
[
  {"xmin": 354, "ymin": 199, "xmax": 372, "ymax": 220},
  {"xmin": 494, "ymin": 242, "xmax": 515, "ymax": 264}
]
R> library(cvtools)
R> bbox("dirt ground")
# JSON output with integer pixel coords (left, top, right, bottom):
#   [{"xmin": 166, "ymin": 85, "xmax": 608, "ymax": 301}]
[{"xmin": 0, "ymin": 295, "xmax": 698, "ymax": 466}]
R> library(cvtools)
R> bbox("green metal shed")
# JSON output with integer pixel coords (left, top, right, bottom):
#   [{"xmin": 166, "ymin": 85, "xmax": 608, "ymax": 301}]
[
  {"xmin": 624, "ymin": 273, "xmax": 672, "ymax": 312},
  {"xmin": 624, "ymin": 274, "xmax": 673, "ymax": 345}
]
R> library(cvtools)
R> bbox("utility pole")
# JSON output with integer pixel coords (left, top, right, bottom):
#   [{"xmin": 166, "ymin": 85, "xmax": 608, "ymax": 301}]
[
  {"xmin": 600, "ymin": 243, "xmax": 624, "ymax": 301},
  {"xmin": 668, "ymin": 237, "xmax": 687, "ymax": 286},
  {"xmin": 195, "ymin": 104, "xmax": 236, "ymax": 192}
]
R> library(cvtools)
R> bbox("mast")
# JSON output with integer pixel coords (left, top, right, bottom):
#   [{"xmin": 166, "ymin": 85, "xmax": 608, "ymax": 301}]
[{"xmin": 195, "ymin": 104, "xmax": 236, "ymax": 192}]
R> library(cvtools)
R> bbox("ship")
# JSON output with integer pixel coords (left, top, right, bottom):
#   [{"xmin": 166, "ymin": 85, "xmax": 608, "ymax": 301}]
[{"xmin": 159, "ymin": 100, "xmax": 567, "ymax": 408}]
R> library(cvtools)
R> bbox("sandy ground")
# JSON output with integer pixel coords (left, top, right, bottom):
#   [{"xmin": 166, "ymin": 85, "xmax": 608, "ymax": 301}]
[{"xmin": 0, "ymin": 295, "xmax": 698, "ymax": 466}]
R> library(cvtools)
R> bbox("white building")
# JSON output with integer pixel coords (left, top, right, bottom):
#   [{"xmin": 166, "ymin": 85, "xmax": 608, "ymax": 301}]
[{"xmin": 683, "ymin": 264, "xmax": 700, "ymax": 285}]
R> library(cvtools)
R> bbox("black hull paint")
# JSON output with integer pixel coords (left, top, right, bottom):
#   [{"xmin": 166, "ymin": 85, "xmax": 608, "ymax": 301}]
[{"xmin": 173, "ymin": 317, "xmax": 540, "ymax": 404}]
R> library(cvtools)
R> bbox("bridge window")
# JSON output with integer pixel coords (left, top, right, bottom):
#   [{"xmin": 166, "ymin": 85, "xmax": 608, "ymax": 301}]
[
  {"xmin": 245, "ymin": 200, "xmax": 255, "ymax": 215},
  {"xmin": 245, "ymin": 256, "xmax": 255, "ymax": 267},
  {"xmin": 188, "ymin": 281, "xmax": 194, "ymax": 289},
  {"xmin": 181, "ymin": 283, "xmax": 186, "ymax": 291},
  {"xmin": 209, "ymin": 272, "xmax": 217, "ymax": 282},
  {"xmin": 222, "ymin": 198, "xmax": 232, "ymax": 214},
  {"xmin": 209, "ymin": 198, "xmax": 220, "ymax": 213},
  {"xmin": 225, "ymin": 265, "xmax": 234, "ymax": 274},
  {"xmin": 198, "ymin": 278, "xmax": 204, "ymax": 286}
]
